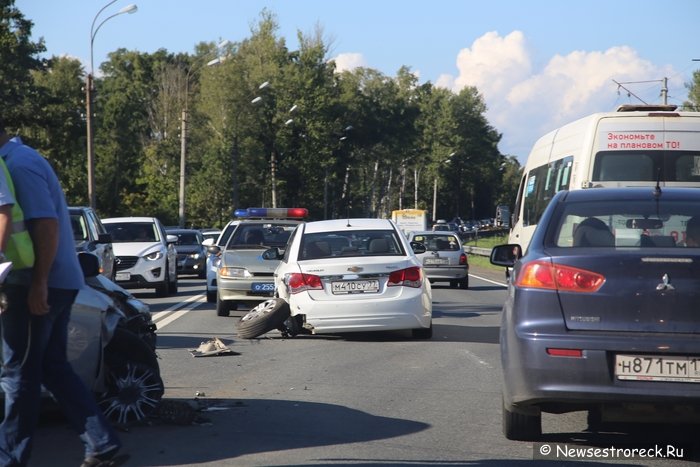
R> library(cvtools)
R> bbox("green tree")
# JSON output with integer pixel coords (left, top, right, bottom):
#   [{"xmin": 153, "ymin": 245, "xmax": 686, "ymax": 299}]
[
  {"xmin": 684, "ymin": 69, "xmax": 700, "ymax": 111},
  {"xmin": 0, "ymin": 0, "xmax": 45, "ymax": 129}
]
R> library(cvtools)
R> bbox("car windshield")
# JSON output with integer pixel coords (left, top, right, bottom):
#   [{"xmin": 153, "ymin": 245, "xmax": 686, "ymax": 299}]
[
  {"xmin": 105, "ymin": 222, "xmax": 159, "ymax": 243},
  {"xmin": 550, "ymin": 200, "xmax": 700, "ymax": 248},
  {"xmin": 299, "ymin": 229, "xmax": 404, "ymax": 260},
  {"xmin": 410, "ymin": 234, "xmax": 461, "ymax": 251},
  {"xmin": 226, "ymin": 222, "xmax": 296, "ymax": 249}
]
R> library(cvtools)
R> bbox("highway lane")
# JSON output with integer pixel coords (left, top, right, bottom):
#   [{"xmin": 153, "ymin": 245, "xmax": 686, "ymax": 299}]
[{"xmin": 31, "ymin": 269, "xmax": 698, "ymax": 466}]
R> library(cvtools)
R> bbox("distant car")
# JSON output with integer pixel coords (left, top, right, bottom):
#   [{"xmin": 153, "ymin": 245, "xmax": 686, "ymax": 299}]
[
  {"xmin": 200, "ymin": 228, "xmax": 221, "ymax": 245},
  {"xmin": 166, "ymin": 228, "xmax": 207, "ymax": 278},
  {"xmin": 407, "ymin": 231, "xmax": 468, "ymax": 289},
  {"xmin": 205, "ymin": 220, "xmax": 240, "ymax": 303},
  {"xmin": 102, "ymin": 217, "xmax": 178, "ymax": 297},
  {"xmin": 208, "ymin": 208, "xmax": 307, "ymax": 315},
  {"xmin": 490, "ymin": 187, "xmax": 700, "ymax": 441},
  {"xmin": 238, "ymin": 218, "xmax": 433, "ymax": 340},
  {"xmin": 69, "ymin": 206, "xmax": 115, "ymax": 280}
]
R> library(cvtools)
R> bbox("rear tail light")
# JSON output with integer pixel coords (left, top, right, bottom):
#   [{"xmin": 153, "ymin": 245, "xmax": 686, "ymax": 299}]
[
  {"xmin": 516, "ymin": 260, "xmax": 604, "ymax": 293},
  {"xmin": 387, "ymin": 266, "xmax": 423, "ymax": 288},
  {"xmin": 287, "ymin": 273, "xmax": 323, "ymax": 294},
  {"xmin": 459, "ymin": 253, "xmax": 467, "ymax": 265}
]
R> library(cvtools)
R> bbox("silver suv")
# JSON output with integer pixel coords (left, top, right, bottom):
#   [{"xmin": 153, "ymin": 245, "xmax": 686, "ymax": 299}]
[{"xmin": 102, "ymin": 217, "xmax": 178, "ymax": 297}]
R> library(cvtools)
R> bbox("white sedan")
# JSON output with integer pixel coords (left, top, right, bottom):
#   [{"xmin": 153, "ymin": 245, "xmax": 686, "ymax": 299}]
[{"xmin": 237, "ymin": 218, "xmax": 433, "ymax": 339}]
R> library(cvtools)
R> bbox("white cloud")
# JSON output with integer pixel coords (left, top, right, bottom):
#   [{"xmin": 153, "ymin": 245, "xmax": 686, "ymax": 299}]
[
  {"xmin": 332, "ymin": 52, "xmax": 367, "ymax": 72},
  {"xmin": 439, "ymin": 31, "xmax": 683, "ymax": 162}
]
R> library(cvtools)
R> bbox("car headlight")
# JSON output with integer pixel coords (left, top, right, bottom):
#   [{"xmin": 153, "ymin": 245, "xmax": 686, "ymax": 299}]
[
  {"xmin": 219, "ymin": 267, "xmax": 251, "ymax": 279},
  {"xmin": 190, "ymin": 253, "xmax": 201, "ymax": 259},
  {"xmin": 145, "ymin": 251, "xmax": 164, "ymax": 261}
]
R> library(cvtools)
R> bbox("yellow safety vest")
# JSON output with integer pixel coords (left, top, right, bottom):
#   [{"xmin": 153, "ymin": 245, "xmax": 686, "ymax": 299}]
[{"xmin": 0, "ymin": 159, "xmax": 34, "ymax": 269}]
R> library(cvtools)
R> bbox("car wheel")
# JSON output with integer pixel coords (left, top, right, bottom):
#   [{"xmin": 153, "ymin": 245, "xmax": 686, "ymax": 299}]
[
  {"xmin": 206, "ymin": 289, "xmax": 216, "ymax": 303},
  {"xmin": 459, "ymin": 275, "xmax": 469, "ymax": 289},
  {"xmin": 169, "ymin": 267, "xmax": 178, "ymax": 294},
  {"xmin": 155, "ymin": 268, "xmax": 169, "ymax": 297},
  {"xmin": 237, "ymin": 298, "xmax": 291, "ymax": 339},
  {"xmin": 216, "ymin": 294, "xmax": 236, "ymax": 317},
  {"xmin": 502, "ymin": 396, "xmax": 541, "ymax": 441},
  {"xmin": 449, "ymin": 280, "xmax": 458, "ymax": 288},
  {"xmin": 98, "ymin": 328, "xmax": 164, "ymax": 425},
  {"xmin": 412, "ymin": 322, "xmax": 433, "ymax": 339}
]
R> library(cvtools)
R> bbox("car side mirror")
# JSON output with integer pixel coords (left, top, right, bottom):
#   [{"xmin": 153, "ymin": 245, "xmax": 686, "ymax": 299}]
[
  {"xmin": 77, "ymin": 251, "xmax": 101, "ymax": 278},
  {"xmin": 97, "ymin": 232, "xmax": 112, "ymax": 244},
  {"xmin": 410, "ymin": 241, "xmax": 426, "ymax": 254},
  {"xmin": 261, "ymin": 247, "xmax": 281, "ymax": 260},
  {"xmin": 490, "ymin": 244, "xmax": 522, "ymax": 267},
  {"xmin": 202, "ymin": 238, "xmax": 214, "ymax": 246},
  {"xmin": 207, "ymin": 245, "xmax": 221, "ymax": 256},
  {"xmin": 166, "ymin": 234, "xmax": 178, "ymax": 244}
]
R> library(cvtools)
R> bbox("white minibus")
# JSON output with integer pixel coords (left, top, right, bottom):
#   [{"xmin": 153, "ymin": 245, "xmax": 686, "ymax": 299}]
[{"xmin": 509, "ymin": 105, "xmax": 700, "ymax": 251}]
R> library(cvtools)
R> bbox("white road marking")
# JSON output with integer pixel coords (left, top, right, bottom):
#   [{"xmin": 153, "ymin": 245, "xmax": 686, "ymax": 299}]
[
  {"xmin": 468, "ymin": 273, "xmax": 508, "ymax": 288},
  {"xmin": 464, "ymin": 349, "xmax": 493, "ymax": 368},
  {"xmin": 152, "ymin": 293, "xmax": 204, "ymax": 329}
]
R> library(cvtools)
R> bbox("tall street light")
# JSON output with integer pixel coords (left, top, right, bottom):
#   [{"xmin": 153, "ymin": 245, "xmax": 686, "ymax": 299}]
[
  {"xmin": 432, "ymin": 152, "xmax": 455, "ymax": 222},
  {"xmin": 178, "ymin": 40, "xmax": 230, "ymax": 227},
  {"xmin": 86, "ymin": 1, "xmax": 138, "ymax": 210}
]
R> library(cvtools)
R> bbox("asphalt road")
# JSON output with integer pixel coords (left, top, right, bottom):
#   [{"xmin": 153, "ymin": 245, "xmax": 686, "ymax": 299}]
[{"xmin": 30, "ymin": 266, "xmax": 699, "ymax": 466}]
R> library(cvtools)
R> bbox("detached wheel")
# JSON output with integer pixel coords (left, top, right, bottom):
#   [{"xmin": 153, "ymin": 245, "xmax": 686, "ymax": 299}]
[
  {"xmin": 98, "ymin": 328, "xmax": 164, "ymax": 425},
  {"xmin": 237, "ymin": 298, "xmax": 290, "ymax": 339},
  {"xmin": 502, "ymin": 396, "xmax": 541, "ymax": 441}
]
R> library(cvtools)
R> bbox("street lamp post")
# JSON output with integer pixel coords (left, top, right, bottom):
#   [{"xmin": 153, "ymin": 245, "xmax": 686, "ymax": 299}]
[
  {"xmin": 86, "ymin": 1, "xmax": 137, "ymax": 210},
  {"xmin": 432, "ymin": 152, "xmax": 455, "ymax": 222}
]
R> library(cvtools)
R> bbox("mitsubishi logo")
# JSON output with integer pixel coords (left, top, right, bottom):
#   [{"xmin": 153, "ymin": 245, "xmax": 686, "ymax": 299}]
[{"xmin": 655, "ymin": 273, "xmax": 675, "ymax": 291}]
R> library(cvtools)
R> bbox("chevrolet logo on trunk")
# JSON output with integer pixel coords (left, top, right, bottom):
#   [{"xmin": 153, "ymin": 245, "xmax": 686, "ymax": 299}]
[{"xmin": 347, "ymin": 266, "xmax": 363, "ymax": 273}]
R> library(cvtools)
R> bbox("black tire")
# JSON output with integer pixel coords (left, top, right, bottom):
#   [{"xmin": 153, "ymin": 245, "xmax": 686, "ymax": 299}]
[
  {"xmin": 237, "ymin": 298, "xmax": 291, "ymax": 339},
  {"xmin": 216, "ymin": 294, "xmax": 237, "ymax": 316},
  {"xmin": 206, "ymin": 289, "xmax": 216, "ymax": 303},
  {"xmin": 460, "ymin": 275, "xmax": 469, "ymax": 289},
  {"xmin": 169, "ymin": 266, "xmax": 178, "ymax": 294},
  {"xmin": 449, "ymin": 280, "xmax": 458, "ymax": 288},
  {"xmin": 155, "ymin": 268, "xmax": 169, "ymax": 297},
  {"xmin": 98, "ymin": 328, "xmax": 164, "ymax": 425},
  {"xmin": 412, "ymin": 321, "xmax": 433, "ymax": 339},
  {"xmin": 502, "ymin": 396, "xmax": 541, "ymax": 441}
]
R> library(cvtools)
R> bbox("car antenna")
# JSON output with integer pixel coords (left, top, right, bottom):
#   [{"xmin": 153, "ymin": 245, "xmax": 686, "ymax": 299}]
[{"xmin": 654, "ymin": 168, "xmax": 662, "ymax": 198}]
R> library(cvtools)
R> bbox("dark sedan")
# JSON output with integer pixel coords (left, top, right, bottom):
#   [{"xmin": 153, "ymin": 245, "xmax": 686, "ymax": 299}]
[
  {"xmin": 166, "ymin": 228, "xmax": 207, "ymax": 278},
  {"xmin": 491, "ymin": 187, "xmax": 700, "ymax": 441}
]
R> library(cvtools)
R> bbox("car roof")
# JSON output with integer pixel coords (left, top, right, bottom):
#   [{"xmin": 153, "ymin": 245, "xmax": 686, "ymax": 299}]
[
  {"xmin": 409, "ymin": 231, "xmax": 459, "ymax": 236},
  {"xmin": 303, "ymin": 218, "xmax": 393, "ymax": 234},
  {"xmin": 560, "ymin": 187, "xmax": 700, "ymax": 203},
  {"xmin": 102, "ymin": 216, "xmax": 157, "ymax": 223},
  {"xmin": 166, "ymin": 228, "xmax": 201, "ymax": 234}
]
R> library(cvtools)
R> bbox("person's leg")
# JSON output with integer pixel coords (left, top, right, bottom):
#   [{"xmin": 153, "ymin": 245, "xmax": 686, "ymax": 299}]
[
  {"xmin": 0, "ymin": 285, "xmax": 53, "ymax": 466},
  {"xmin": 40, "ymin": 288, "xmax": 120, "ymax": 458}
]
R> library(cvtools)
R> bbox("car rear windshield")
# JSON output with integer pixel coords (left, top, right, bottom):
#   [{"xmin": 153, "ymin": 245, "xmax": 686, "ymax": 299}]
[
  {"xmin": 550, "ymin": 200, "xmax": 700, "ymax": 248},
  {"xmin": 299, "ymin": 229, "xmax": 404, "ymax": 260},
  {"xmin": 410, "ymin": 234, "xmax": 461, "ymax": 251},
  {"xmin": 105, "ymin": 222, "xmax": 159, "ymax": 243}
]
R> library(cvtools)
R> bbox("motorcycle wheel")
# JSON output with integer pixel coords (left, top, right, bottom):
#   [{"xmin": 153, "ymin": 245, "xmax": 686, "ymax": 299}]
[
  {"xmin": 237, "ymin": 298, "xmax": 291, "ymax": 339},
  {"xmin": 98, "ymin": 328, "xmax": 164, "ymax": 425}
]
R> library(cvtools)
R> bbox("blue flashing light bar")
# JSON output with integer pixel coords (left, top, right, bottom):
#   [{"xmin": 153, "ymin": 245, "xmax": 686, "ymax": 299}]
[{"xmin": 234, "ymin": 207, "xmax": 308, "ymax": 219}]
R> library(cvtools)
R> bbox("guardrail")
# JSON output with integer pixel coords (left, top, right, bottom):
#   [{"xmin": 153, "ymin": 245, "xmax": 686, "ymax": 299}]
[{"xmin": 464, "ymin": 245, "xmax": 492, "ymax": 257}]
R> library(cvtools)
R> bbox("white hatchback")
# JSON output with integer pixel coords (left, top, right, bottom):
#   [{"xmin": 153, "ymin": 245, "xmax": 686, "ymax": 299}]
[{"xmin": 237, "ymin": 218, "xmax": 433, "ymax": 339}]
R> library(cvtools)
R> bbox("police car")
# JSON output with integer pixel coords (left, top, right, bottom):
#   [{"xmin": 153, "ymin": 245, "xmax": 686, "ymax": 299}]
[{"xmin": 208, "ymin": 208, "xmax": 307, "ymax": 316}]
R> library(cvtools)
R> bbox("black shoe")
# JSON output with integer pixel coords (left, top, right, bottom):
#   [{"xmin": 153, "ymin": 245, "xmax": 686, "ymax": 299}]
[{"xmin": 81, "ymin": 446, "xmax": 129, "ymax": 467}]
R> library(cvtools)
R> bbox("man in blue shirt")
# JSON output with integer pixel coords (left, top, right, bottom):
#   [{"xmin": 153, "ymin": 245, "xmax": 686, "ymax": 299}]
[{"xmin": 0, "ymin": 118, "xmax": 122, "ymax": 467}]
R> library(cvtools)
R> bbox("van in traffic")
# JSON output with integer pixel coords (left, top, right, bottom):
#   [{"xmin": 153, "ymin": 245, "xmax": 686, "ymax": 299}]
[{"xmin": 509, "ymin": 105, "xmax": 700, "ymax": 252}]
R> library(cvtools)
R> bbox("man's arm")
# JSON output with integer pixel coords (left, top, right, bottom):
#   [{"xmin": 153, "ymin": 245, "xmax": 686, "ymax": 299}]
[
  {"xmin": 26, "ymin": 218, "xmax": 58, "ymax": 316},
  {"xmin": 0, "ymin": 204, "xmax": 12, "ymax": 253}
]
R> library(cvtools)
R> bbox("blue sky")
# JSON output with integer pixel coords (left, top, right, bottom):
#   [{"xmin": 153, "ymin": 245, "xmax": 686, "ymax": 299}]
[{"xmin": 16, "ymin": 0, "xmax": 700, "ymax": 162}]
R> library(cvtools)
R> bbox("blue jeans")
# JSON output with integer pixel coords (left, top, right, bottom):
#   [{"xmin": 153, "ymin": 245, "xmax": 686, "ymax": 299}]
[{"xmin": 0, "ymin": 286, "xmax": 120, "ymax": 466}]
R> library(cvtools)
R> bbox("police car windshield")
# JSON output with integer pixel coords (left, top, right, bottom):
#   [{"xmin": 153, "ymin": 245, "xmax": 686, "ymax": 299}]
[{"xmin": 226, "ymin": 223, "xmax": 295, "ymax": 249}]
